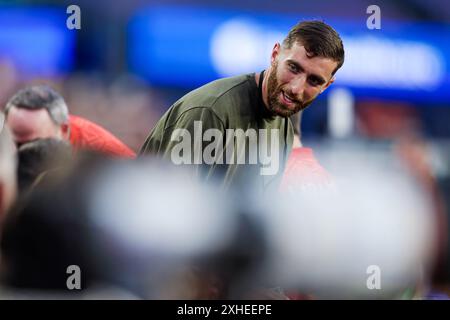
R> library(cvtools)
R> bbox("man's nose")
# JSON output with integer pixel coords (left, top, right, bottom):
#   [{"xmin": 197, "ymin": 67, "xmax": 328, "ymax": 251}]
[{"xmin": 288, "ymin": 75, "xmax": 306, "ymax": 100}]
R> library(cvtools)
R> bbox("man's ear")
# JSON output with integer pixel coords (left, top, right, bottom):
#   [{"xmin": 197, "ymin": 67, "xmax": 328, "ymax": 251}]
[
  {"xmin": 320, "ymin": 76, "xmax": 335, "ymax": 93},
  {"xmin": 271, "ymin": 43, "xmax": 281, "ymax": 65},
  {"xmin": 61, "ymin": 123, "xmax": 70, "ymax": 140}
]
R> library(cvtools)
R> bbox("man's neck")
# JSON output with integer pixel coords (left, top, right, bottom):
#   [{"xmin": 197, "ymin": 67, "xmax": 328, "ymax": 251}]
[{"xmin": 255, "ymin": 70, "xmax": 270, "ymax": 111}]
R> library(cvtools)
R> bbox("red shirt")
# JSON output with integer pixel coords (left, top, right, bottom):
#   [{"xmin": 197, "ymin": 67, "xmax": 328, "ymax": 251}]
[
  {"xmin": 69, "ymin": 115, "xmax": 136, "ymax": 158},
  {"xmin": 280, "ymin": 147, "xmax": 333, "ymax": 192}
]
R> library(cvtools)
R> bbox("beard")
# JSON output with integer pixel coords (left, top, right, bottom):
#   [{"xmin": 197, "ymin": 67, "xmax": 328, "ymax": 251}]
[{"xmin": 266, "ymin": 61, "xmax": 314, "ymax": 118}]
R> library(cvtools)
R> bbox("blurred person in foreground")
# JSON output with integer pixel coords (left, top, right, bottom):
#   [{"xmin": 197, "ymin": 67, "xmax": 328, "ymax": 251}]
[
  {"xmin": 3, "ymin": 86, "xmax": 136, "ymax": 158},
  {"xmin": 276, "ymin": 111, "xmax": 333, "ymax": 300},
  {"xmin": 0, "ymin": 152, "xmax": 120, "ymax": 298},
  {"xmin": 0, "ymin": 155, "xmax": 267, "ymax": 299},
  {"xmin": 274, "ymin": 120, "xmax": 444, "ymax": 299},
  {"xmin": 140, "ymin": 20, "xmax": 344, "ymax": 191},
  {"xmin": 394, "ymin": 137, "xmax": 449, "ymax": 299},
  {"xmin": 17, "ymin": 138, "xmax": 72, "ymax": 194},
  {"xmin": 257, "ymin": 144, "xmax": 439, "ymax": 299},
  {"xmin": 0, "ymin": 113, "xmax": 17, "ymax": 225},
  {"xmin": 357, "ymin": 102, "xmax": 449, "ymax": 298}
]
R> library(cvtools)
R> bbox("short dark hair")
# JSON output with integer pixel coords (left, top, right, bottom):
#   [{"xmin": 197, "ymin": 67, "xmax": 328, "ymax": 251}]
[
  {"xmin": 4, "ymin": 86, "xmax": 69, "ymax": 125},
  {"xmin": 282, "ymin": 20, "xmax": 345, "ymax": 75}
]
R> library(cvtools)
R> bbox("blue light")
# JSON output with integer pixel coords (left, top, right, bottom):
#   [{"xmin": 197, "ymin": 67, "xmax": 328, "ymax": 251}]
[
  {"xmin": 0, "ymin": 7, "xmax": 76, "ymax": 78},
  {"xmin": 128, "ymin": 5, "xmax": 450, "ymax": 102}
]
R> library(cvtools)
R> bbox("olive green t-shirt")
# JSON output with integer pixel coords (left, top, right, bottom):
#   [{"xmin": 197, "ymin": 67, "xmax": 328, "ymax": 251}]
[{"xmin": 140, "ymin": 72, "xmax": 294, "ymax": 191}]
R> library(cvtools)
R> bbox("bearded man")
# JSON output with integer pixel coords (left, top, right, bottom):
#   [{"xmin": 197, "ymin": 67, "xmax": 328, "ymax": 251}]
[{"xmin": 140, "ymin": 20, "xmax": 344, "ymax": 191}]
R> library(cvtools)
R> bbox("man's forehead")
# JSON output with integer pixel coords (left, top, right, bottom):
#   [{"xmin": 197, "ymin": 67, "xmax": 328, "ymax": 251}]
[
  {"xmin": 7, "ymin": 106, "xmax": 56, "ymax": 128},
  {"xmin": 9, "ymin": 106, "xmax": 49, "ymax": 117},
  {"xmin": 281, "ymin": 43, "xmax": 337, "ymax": 79}
]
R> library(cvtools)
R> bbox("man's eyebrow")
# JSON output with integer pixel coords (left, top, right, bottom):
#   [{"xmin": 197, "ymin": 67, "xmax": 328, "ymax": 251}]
[{"xmin": 287, "ymin": 59, "xmax": 326, "ymax": 84}]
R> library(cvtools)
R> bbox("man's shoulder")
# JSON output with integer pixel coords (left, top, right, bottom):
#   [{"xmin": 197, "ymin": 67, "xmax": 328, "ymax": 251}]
[
  {"xmin": 149, "ymin": 73, "xmax": 257, "ymax": 135},
  {"xmin": 69, "ymin": 115, "xmax": 120, "ymax": 141},
  {"xmin": 69, "ymin": 114, "xmax": 96, "ymax": 128},
  {"xmin": 69, "ymin": 115, "xmax": 136, "ymax": 158},
  {"xmin": 200, "ymin": 73, "xmax": 254, "ymax": 94},
  {"xmin": 69, "ymin": 115, "xmax": 113, "ymax": 137},
  {"xmin": 180, "ymin": 73, "xmax": 255, "ymax": 110}
]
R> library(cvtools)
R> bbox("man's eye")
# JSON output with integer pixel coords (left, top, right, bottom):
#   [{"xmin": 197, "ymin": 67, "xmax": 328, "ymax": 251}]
[
  {"xmin": 288, "ymin": 63, "xmax": 298, "ymax": 73},
  {"xmin": 308, "ymin": 78, "xmax": 320, "ymax": 86}
]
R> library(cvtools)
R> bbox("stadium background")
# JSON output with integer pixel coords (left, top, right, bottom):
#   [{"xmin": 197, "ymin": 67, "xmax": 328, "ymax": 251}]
[{"xmin": 1, "ymin": 0, "xmax": 450, "ymax": 294}]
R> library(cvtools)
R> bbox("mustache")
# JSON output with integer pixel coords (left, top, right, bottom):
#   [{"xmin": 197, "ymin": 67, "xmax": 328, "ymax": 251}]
[{"xmin": 280, "ymin": 88, "xmax": 301, "ymax": 105}]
